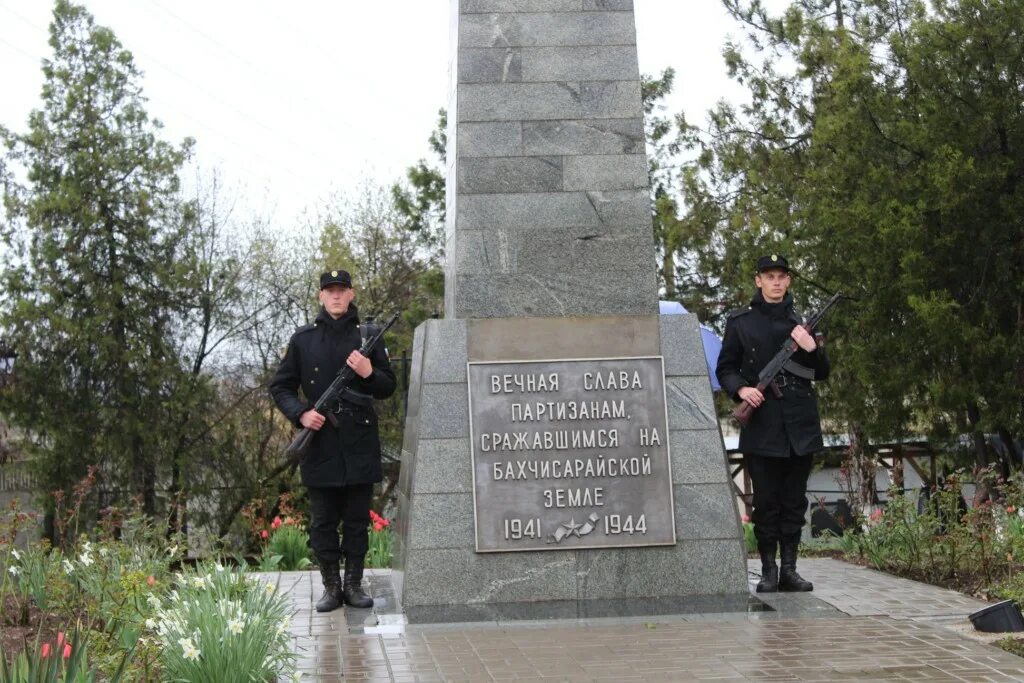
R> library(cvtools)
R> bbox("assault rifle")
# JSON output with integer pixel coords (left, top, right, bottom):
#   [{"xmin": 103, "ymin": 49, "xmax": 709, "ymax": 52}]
[
  {"xmin": 733, "ymin": 292, "xmax": 843, "ymax": 427},
  {"xmin": 285, "ymin": 311, "xmax": 400, "ymax": 462}
]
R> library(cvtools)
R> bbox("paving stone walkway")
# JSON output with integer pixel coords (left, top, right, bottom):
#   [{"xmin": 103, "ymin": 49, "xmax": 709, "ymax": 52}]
[{"xmin": 256, "ymin": 559, "xmax": 1024, "ymax": 682}]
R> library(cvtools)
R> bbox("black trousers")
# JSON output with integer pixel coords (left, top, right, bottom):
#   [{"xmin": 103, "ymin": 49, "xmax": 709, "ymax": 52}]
[
  {"xmin": 307, "ymin": 484, "xmax": 373, "ymax": 564},
  {"xmin": 747, "ymin": 452, "xmax": 813, "ymax": 545}
]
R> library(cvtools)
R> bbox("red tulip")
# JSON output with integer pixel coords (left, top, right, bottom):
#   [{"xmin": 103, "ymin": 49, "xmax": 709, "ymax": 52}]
[
  {"xmin": 261, "ymin": 530, "xmax": 269, "ymax": 539},
  {"xmin": 41, "ymin": 643, "xmax": 51, "ymax": 658},
  {"xmin": 63, "ymin": 643, "xmax": 72, "ymax": 659},
  {"xmin": 146, "ymin": 575, "xmax": 156, "ymax": 587},
  {"xmin": 272, "ymin": 516, "xmax": 282, "ymax": 530},
  {"xmin": 57, "ymin": 632, "xmax": 64, "ymax": 647}
]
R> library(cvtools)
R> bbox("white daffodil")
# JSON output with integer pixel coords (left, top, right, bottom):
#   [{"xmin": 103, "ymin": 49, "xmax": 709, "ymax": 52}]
[
  {"xmin": 179, "ymin": 638, "xmax": 200, "ymax": 662},
  {"xmin": 62, "ymin": 559, "xmax": 74, "ymax": 575},
  {"xmin": 227, "ymin": 618, "xmax": 244, "ymax": 636},
  {"xmin": 8, "ymin": 566, "xmax": 19, "ymax": 577},
  {"xmin": 265, "ymin": 582, "xmax": 276, "ymax": 594},
  {"xmin": 79, "ymin": 552, "xmax": 94, "ymax": 567},
  {"xmin": 191, "ymin": 576, "xmax": 207, "ymax": 589},
  {"xmin": 215, "ymin": 562, "xmax": 225, "ymax": 572},
  {"xmin": 167, "ymin": 544, "xmax": 179, "ymax": 556},
  {"xmin": 99, "ymin": 547, "xmax": 109, "ymax": 558},
  {"xmin": 11, "ymin": 549, "xmax": 20, "ymax": 561},
  {"xmin": 83, "ymin": 541, "xmax": 92, "ymax": 553},
  {"xmin": 144, "ymin": 618, "xmax": 157, "ymax": 630},
  {"xmin": 147, "ymin": 595, "xmax": 161, "ymax": 609}
]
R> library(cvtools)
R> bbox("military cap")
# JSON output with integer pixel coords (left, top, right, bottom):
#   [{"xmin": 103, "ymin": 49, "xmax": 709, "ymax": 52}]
[
  {"xmin": 319, "ymin": 269, "xmax": 352, "ymax": 289},
  {"xmin": 756, "ymin": 254, "xmax": 790, "ymax": 273}
]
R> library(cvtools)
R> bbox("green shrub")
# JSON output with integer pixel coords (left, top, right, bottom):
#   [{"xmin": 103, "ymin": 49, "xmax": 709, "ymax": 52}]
[{"xmin": 258, "ymin": 524, "xmax": 312, "ymax": 572}]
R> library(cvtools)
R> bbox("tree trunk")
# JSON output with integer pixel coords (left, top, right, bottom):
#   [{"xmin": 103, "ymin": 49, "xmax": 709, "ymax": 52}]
[{"xmin": 997, "ymin": 426, "xmax": 1019, "ymax": 474}]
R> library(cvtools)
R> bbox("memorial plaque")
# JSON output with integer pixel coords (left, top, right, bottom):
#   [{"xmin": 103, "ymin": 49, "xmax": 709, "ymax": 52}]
[{"xmin": 468, "ymin": 357, "xmax": 675, "ymax": 552}]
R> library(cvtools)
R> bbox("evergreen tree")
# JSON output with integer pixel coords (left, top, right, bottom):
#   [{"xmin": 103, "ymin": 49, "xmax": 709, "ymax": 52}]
[
  {"xmin": 0, "ymin": 1, "xmax": 198, "ymax": 527},
  {"xmin": 680, "ymin": 0, "xmax": 1023, "ymax": 464}
]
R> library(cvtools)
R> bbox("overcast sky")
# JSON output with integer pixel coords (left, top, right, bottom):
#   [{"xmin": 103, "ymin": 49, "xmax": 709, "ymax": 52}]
[{"xmin": 0, "ymin": 1, "xmax": 753, "ymax": 226}]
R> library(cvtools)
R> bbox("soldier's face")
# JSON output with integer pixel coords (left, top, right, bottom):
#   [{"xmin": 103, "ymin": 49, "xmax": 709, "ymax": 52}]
[
  {"xmin": 755, "ymin": 268, "xmax": 791, "ymax": 303},
  {"xmin": 320, "ymin": 284, "xmax": 355, "ymax": 317}
]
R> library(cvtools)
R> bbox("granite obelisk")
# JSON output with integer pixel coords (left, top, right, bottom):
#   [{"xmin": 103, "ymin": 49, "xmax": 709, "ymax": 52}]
[{"xmin": 393, "ymin": 0, "xmax": 747, "ymax": 608}]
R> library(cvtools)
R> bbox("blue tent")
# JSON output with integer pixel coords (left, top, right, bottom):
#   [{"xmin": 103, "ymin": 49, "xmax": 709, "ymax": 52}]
[{"xmin": 659, "ymin": 301, "xmax": 722, "ymax": 391}]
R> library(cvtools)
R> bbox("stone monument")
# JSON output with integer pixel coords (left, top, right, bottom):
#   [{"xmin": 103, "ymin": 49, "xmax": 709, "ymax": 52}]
[{"xmin": 392, "ymin": 0, "xmax": 747, "ymax": 610}]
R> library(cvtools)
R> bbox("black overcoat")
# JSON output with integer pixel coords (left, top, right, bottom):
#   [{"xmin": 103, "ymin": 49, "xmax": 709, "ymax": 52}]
[
  {"xmin": 269, "ymin": 304, "xmax": 396, "ymax": 486},
  {"xmin": 715, "ymin": 291, "xmax": 830, "ymax": 458}
]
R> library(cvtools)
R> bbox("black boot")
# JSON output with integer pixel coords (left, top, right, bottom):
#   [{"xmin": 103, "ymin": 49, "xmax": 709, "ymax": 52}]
[
  {"xmin": 756, "ymin": 541, "xmax": 779, "ymax": 593},
  {"xmin": 779, "ymin": 541, "xmax": 813, "ymax": 592},
  {"xmin": 342, "ymin": 556, "xmax": 373, "ymax": 608},
  {"xmin": 315, "ymin": 561, "xmax": 342, "ymax": 612}
]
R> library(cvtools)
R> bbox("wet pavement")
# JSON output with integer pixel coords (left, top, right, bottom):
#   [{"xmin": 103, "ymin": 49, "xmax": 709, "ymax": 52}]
[{"xmin": 255, "ymin": 559, "xmax": 1024, "ymax": 682}]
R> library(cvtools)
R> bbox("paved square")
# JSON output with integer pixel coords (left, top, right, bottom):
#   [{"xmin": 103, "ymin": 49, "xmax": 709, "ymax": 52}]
[{"xmin": 256, "ymin": 560, "xmax": 1024, "ymax": 682}]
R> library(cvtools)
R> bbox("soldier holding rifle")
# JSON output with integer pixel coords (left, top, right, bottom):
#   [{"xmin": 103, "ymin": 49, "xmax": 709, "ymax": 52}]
[
  {"xmin": 716, "ymin": 255, "xmax": 830, "ymax": 593},
  {"xmin": 269, "ymin": 269, "xmax": 396, "ymax": 612}
]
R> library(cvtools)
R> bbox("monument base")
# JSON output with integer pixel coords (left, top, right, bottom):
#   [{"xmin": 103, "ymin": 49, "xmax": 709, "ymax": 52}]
[{"xmin": 393, "ymin": 315, "xmax": 747, "ymax": 608}]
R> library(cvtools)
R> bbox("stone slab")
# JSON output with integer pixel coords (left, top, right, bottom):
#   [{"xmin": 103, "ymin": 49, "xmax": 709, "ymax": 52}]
[
  {"xmin": 584, "ymin": 0, "xmax": 633, "ymax": 9},
  {"xmin": 400, "ymin": 548, "xmax": 578, "ymax": 605},
  {"xmin": 457, "ymin": 47, "xmax": 522, "ymax": 83},
  {"xmin": 669, "ymin": 429, "xmax": 730, "ymax": 485},
  {"xmin": 673, "ymin": 482, "xmax": 742, "ymax": 540},
  {"xmin": 406, "ymin": 438, "xmax": 473, "ymax": 494},
  {"xmin": 461, "ymin": 0, "xmax": 583, "ymax": 12},
  {"xmin": 660, "ymin": 313, "xmax": 713, "ymax": 377},
  {"xmin": 457, "ymin": 121, "xmax": 524, "ymax": 157},
  {"xmin": 574, "ymin": 541, "xmax": 747, "ymax": 598},
  {"xmin": 457, "ymin": 156, "xmax": 562, "ymax": 194},
  {"xmin": 664, "ymin": 376, "xmax": 718, "ymax": 430},
  {"xmin": 420, "ymin": 318, "xmax": 468, "ymax": 385},
  {"xmin": 449, "ymin": 226, "xmax": 655, "ymax": 275},
  {"xmin": 459, "ymin": 12, "xmax": 636, "ymax": 48},
  {"xmin": 417, "ymin": 383, "xmax": 470, "ymax": 439},
  {"xmin": 521, "ymin": 46, "xmax": 639, "ymax": 82},
  {"xmin": 404, "ymin": 492, "xmax": 476, "ymax": 549},
  {"xmin": 448, "ymin": 270, "xmax": 658, "ymax": 319},
  {"xmin": 522, "ymin": 118, "xmax": 644, "ymax": 155},
  {"xmin": 562, "ymin": 153, "xmax": 647, "ymax": 191},
  {"xmin": 457, "ymin": 81, "xmax": 641, "ymax": 122},
  {"xmin": 455, "ymin": 189, "xmax": 648, "ymax": 230},
  {"xmin": 467, "ymin": 315, "xmax": 660, "ymax": 360}
]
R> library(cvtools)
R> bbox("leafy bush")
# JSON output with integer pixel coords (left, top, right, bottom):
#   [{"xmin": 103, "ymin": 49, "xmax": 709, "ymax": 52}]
[
  {"xmin": 258, "ymin": 523, "xmax": 313, "ymax": 572},
  {"xmin": 835, "ymin": 469, "xmax": 1024, "ymax": 593}
]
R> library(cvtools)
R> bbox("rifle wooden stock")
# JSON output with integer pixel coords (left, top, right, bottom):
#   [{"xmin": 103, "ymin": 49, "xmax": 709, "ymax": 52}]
[{"xmin": 732, "ymin": 381, "xmax": 770, "ymax": 427}]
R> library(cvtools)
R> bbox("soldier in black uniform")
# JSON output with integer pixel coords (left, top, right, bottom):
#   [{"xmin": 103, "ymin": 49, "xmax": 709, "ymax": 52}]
[
  {"xmin": 269, "ymin": 269, "xmax": 396, "ymax": 612},
  {"xmin": 716, "ymin": 255, "xmax": 830, "ymax": 592}
]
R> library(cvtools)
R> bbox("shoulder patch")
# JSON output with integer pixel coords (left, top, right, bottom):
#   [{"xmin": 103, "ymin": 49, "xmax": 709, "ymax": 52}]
[{"xmin": 727, "ymin": 307, "xmax": 753, "ymax": 320}]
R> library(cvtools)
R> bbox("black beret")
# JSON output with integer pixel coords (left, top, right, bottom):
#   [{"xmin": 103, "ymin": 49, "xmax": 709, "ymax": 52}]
[
  {"xmin": 320, "ymin": 269, "xmax": 352, "ymax": 289},
  {"xmin": 756, "ymin": 254, "xmax": 790, "ymax": 273}
]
